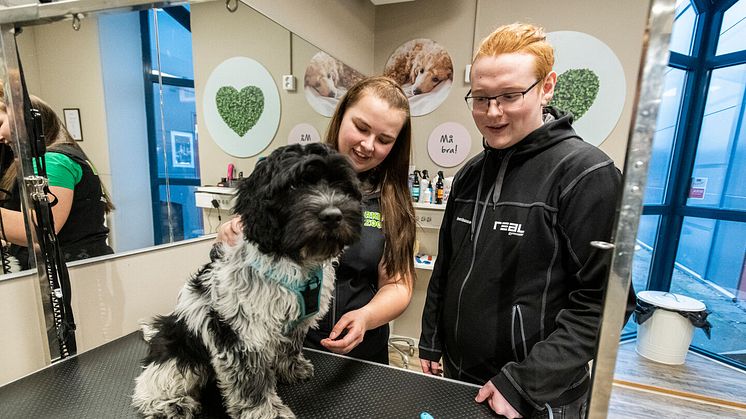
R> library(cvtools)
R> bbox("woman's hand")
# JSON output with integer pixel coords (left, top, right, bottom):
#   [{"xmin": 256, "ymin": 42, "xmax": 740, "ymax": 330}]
[
  {"xmin": 320, "ymin": 307, "xmax": 372, "ymax": 354},
  {"xmin": 216, "ymin": 216, "xmax": 242, "ymax": 246}
]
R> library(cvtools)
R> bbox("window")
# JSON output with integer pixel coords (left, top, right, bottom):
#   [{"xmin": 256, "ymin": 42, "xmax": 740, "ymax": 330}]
[
  {"xmin": 142, "ymin": 6, "xmax": 203, "ymax": 244},
  {"xmin": 633, "ymin": 0, "xmax": 746, "ymax": 369},
  {"xmin": 669, "ymin": 0, "xmax": 697, "ymax": 55}
]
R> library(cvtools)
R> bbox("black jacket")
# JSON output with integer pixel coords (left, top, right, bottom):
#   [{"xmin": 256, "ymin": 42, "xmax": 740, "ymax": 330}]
[{"xmin": 419, "ymin": 107, "xmax": 633, "ymax": 415}]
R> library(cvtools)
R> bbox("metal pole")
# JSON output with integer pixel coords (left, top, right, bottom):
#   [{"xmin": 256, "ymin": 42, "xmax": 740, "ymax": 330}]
[
  {"xmin": 586, "ymin": 0, "xmax": 675, "ymax": 417},
  {"xmin": 0, "ymin": 23, "xmax": 59, "ymax": 360}
]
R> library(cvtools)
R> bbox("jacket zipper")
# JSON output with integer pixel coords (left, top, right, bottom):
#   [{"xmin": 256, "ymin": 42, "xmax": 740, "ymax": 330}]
[
  {"xmin": 454, "ymin": 150, "xmax": 513, "ymax": 358},
  {"xmin": 511, "ymin": 304, "xmax": 528, "ymax": 361}
]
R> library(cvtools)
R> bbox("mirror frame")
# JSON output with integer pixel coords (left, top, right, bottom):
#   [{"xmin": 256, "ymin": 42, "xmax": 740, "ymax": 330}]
[{"xmin": 587, "ymin": 0, "xmax": 675, "ymax": 416}]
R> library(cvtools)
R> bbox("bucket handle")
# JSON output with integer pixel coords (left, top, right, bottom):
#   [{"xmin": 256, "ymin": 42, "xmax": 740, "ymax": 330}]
[{"xmin": 662, "ymin": 292, "xmax": 680, "ymax": 302}]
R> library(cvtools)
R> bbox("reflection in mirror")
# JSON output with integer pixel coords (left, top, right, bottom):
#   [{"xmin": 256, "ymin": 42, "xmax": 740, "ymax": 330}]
[
  {"xmin": 7, "ymin": 1, "xmax": 355, "ymax": 260},
  {"xmin": 0, "ymin": 89, "xmax": 114, "ymax": 272},
  {"xmin": 0, "ymin": 79, "xmax": 35, "ymax": 276}
]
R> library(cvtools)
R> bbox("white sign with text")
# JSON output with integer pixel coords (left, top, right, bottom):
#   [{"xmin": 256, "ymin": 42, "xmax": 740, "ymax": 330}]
[
  {"xmin": 427, "ymin": 122, "xmax": 471, "ymax": 167},
  {"xmin": 287, "ymin": 123, "xmax": 321, "ymax": 145}
]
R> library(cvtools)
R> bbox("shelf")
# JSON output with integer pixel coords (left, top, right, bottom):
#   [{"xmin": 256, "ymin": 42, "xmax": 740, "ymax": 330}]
[
  {"xmin": 413, "ymin": 202, "xmax": 446, "ymax": 211},
  {"xmin": 195, "ymin": 186, "xmax": 236, "ymax": 210},
  {"xmin": 196, "ymin": 186, "xmax": 236, "ymax": 195}
]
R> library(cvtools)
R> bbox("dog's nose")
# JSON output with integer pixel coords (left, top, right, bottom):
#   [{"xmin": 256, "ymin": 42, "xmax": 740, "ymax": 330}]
[{"xmin": 319, "ymin": 207, "xmax": 343, "ymax": 227}]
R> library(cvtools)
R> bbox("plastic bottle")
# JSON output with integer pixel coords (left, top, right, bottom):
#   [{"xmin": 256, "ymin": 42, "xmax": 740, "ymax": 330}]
[
  {"xmin": 412, "ymin": 170, "xmax": 421, "ymax": 203},
  {"xmin": 435, "ymin": 171, "xmax": 444, "ymax": 204},
  {"xmin": 419, "ymin": 170, "xmax": 429, "ymax": 204},
  {"xmin": 422, "ymin": 181, "xmax": 432, "ymax": 205},
  {"xmin": 443, "ymin": 176, "xmax": 453, "ymax": 203}
]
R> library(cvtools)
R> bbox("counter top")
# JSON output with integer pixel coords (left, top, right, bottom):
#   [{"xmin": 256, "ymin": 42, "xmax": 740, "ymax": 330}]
[{"xmin": 0, "ymin": 332, "xmax": 493, "ymax": 418}]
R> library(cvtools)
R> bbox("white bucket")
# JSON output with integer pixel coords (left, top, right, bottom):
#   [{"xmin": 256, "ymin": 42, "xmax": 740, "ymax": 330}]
[{"xmin": 635, "ymin": 291, "xmax": 706, "ymax": 365}]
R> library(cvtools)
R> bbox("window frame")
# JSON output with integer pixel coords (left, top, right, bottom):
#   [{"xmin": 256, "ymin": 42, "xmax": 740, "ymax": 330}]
[{"xmin": 635, "ymin": 0, "xmax": 746, "ymax": 369}]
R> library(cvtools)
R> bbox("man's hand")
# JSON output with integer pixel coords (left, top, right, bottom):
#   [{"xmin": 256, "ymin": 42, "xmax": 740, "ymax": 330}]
[
  {"xmin": 475, "ymin": 380, "xmax": 523, "ymax": 418},
  {"xmin": 420, "ymin": 359, "xmax": 443, "ymax": 376}
]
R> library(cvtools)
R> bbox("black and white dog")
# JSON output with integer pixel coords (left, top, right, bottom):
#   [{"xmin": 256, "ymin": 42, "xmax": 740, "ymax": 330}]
[{"xmin": 132, "ymin": 143, "xmax": 362, "ymax": 419}]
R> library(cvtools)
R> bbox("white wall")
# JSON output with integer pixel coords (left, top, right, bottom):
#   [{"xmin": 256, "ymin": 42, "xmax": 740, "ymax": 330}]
[
  {"xmin": 243, "ymin": 0, "xmax": 376, "ymax": 74},
  {"xmin": 0, "ymin": 237, "xmax": 213, "ymax": 386},
  {"xmin": 98, "ymin": 12, "xmax": 154, "ymax": 252}
]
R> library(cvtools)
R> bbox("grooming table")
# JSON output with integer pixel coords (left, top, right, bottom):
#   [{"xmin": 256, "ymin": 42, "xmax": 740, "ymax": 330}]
[{"xmin": 0, "ymin": 332, "xmax": 496, "ymax": 418}]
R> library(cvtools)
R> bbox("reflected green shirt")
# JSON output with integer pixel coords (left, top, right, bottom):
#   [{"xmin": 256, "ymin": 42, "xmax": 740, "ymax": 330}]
[{"xmin": 32, "ymin": 152, "xmax": 83, "ymax": 190}]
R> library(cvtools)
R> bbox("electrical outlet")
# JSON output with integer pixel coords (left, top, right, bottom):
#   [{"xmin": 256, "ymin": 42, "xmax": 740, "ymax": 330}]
[{"xmin": 282, "ymin": 75, "xmax": 296, "ymax": 91}]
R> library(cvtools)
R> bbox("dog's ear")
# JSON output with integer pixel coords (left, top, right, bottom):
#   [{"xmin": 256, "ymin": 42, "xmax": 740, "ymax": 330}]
[{"xmin": 233, "ymin": 145, "xmax": 305, "ymax": 248}]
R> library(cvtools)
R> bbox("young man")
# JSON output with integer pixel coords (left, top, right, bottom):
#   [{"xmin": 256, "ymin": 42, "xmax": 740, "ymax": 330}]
[{"xmin": 419, "ymin": 23, "xmax": 634, "ymax": 418}]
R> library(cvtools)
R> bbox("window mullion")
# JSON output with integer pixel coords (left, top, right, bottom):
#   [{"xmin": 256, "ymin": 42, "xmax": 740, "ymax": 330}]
[{"xmin": 648, "ymin": 6, "xmax": 723, "ymax": 291}]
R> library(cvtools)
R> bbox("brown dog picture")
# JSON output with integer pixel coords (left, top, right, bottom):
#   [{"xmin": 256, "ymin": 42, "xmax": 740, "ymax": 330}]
[
  {"xmin": 383, "ymin": 38, "xmax": 454, "ymax": 116},
  {"xmin": 304, "ymin": 51, "xmax": 366, "ymax": 117}
]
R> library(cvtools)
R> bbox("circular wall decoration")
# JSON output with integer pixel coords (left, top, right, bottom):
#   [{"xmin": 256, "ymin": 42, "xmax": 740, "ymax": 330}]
[
  {"xmin": 304, "ymin": 51, "xmax": 366, "ymax": 117},
  {"xmin": 287, "ymin": 123, "xmax": 321, "ymax": 145},
  {"xmin": 203, "ymin": 56, "xmax": 281, "ymax": 157},
  {"xmin": 427, "ymin": 122, "xmax": 471, "ymax": 167},
  {"xmin": 383, "ymin": 38, "xmax": 454, "ymax": 117},
  {"xmin": 546, "ymin": 31, "xmax": 626, "ymax": 146}
]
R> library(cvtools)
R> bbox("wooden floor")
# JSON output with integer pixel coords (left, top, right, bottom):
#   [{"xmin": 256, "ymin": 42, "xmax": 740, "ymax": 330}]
[
  {"xmin": 608, "ymin": 384, "xmax": 746, "ymax": 418},
  {"xmin": 613, "ymin": 340, "xmax": 746, "ymax": 402},
  {"xmin": 387, "ymin": 339, "xmax": 746, "ymax": 417}
]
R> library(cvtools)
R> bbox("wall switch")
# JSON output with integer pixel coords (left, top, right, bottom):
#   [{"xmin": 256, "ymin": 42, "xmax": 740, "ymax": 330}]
[
  {"xmin": 282, "ymin": 75, "xmax": 296, "ymax": 91},
  {"xmin": 464, "ymin": 65, "xmax": 471, "ymax": 83}
]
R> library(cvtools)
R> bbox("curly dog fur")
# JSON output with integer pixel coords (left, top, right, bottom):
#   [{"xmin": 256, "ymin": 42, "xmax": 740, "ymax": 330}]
[
  {"xmin": 132, "ymin": 143, "xmax": 362, "ymax": 419},
  {"xmin": 304, "ymin": 51, "xmax": 365, "ymax": 99},
  {"xmin": 383, "ymin": 39, "xmax": 453, "ymax": 96}
]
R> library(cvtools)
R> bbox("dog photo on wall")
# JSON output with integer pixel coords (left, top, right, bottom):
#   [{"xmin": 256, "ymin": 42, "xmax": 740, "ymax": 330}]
[
  {"xmin": 383, "ymin": 38, "xmax": 454, "ymax": 116},
  {"xmin": 132, "ymin": 143, "xmax": 363, "ymax": 419},
  {"xmin": 304, "ymin": 51, "xmax": 366, "ymax": 117}
]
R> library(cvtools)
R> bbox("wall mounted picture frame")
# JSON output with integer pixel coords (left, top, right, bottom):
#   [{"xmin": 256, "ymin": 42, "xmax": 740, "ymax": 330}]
[
  {"xmin": 62, "ymin": 108, "xmax": 83, "ymax": 141},
  {"xmin": 171, "ymin": 130, "xmax": 195, "ymax": 169}
]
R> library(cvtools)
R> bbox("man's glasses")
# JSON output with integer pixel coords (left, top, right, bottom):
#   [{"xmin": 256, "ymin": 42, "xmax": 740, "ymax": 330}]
[{"xmin": 464, "ymin": 79, "xmax": 542, "ymax": 113}]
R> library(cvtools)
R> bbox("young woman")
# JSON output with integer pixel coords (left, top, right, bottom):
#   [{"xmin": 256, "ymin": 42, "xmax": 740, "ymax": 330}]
[
  {"xmin": 0, "ymin": 92, "xmax": 115, "ymax": 269},
  {"xmin": 218, "ymin": 76, "xmax": 416, "ymax": 363}
]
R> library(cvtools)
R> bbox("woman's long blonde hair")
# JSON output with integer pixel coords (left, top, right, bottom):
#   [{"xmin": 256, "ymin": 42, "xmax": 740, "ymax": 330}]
[
  {"xmin": 325, "ymin": 76, "xmax": 416, "ymax": 280},
  {"xmin": 0, "ymin": 88, "xmax": 114, "ymax": 212}
]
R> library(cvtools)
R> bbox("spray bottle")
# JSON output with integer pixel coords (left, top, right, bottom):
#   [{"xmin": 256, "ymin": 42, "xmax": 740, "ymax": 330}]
[
  {"xmin": 435, "ymin": 171, "xmax": 444, "ymax": 204},
  {"xmin": 412, "ymin": 170, "xmax": 421, "ymax": 203}
]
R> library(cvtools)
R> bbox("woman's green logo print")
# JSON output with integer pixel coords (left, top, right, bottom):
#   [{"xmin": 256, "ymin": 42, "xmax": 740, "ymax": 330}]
[{"xmin": 363, "ymin": 211, "xmax": 382, "ymax": 229}]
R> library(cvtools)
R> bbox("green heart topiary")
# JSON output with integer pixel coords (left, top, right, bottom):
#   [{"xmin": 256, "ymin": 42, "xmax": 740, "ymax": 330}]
[
  {"xmin": 549, "ymin": 68, "xmax": 599, "ymax": 120},
  {"xmin": 216, "ymin": 85, "xmax": 265, "ymax": 137}
]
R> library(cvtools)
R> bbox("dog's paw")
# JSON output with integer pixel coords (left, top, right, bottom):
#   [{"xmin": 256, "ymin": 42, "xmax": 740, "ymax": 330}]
[
  {"xmin": 236, "ymin": 402, "xmax": 295, "ymax": 419},
  {"xmin": 277, "ymin": 357, "xmax": 314, "ymax": 384},
  {"xmin": 135, "ymin": 396, "xmax": 200, "ymax": 419}
]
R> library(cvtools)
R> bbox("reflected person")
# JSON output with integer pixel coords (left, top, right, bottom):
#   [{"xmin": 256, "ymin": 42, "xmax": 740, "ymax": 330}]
[
  {"xmin": 0, "ymin": 91, "xmax": 115, "ymax": 269},
  {"xmin": 217, "ymin": 76, "xmax": 416, "ymax": 363},
  {"xmin": 418, "ymin": 23, "xmax": 634, "ymax": 419}
]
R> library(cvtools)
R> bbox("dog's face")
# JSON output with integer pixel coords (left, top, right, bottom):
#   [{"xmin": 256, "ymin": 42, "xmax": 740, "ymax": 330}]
[
  {"xmin": 411, "ymin": 50, "xmax": 453, "ymax": 95},
  {"xmin": 233, "ymin": 143, "xmax": 362, "ymax": 264},
  {"xmin": 305, "ymin": 58, "xmax": 341, "ymax": 98}
]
